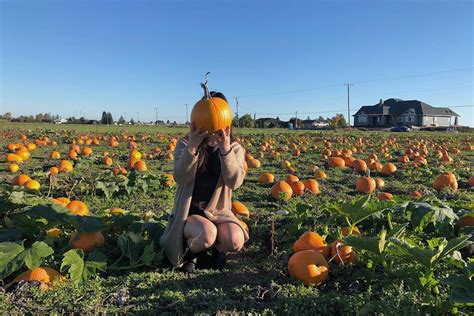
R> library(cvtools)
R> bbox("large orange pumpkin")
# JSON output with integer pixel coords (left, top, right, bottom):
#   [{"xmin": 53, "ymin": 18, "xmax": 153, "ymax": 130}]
[
  {"xmin": 433, "ymin": 172, "xmax": 458, "ymax": 192},
  {"xmin": 381, "ymin": 163, "xmax": 397, "ymax": 175},
  {"xmin": 293, "ymin": 231, "xmax": 330, "ymax": 258},
  {"xmin": 328, "ymin": 157, "xmax": 345, "ymax": 168},
  {"xmin": 271, "ymin": 181, "xmax": 293, "ymax": 201},
  {"xmin": 190, "ymin": 73, "xmax": 232, "ymax": 134},
  {"xmin": 288, "ymin": 250, "xmax": 329, "ymax": 286},
  {"xmin": 13, "ymin": 267, "xmax": 63, "ymax": 285},
  {"xmin": 352, "ymin": 159, "xmax": 367, "ymax": 172},
  {"xmin": 356, "ymin": 176, "xmax": 376, "ymax": 193},
  {"xmin": 70, "ymin": 231, "xmax": 105, "ymax": 252},
  {"xmin": 290, "ymin": 181, "xmax": 305, "ymax": 196},
  {"xmin": 303, "ymin": 179, "xmax": 320, "ymax": 195}
]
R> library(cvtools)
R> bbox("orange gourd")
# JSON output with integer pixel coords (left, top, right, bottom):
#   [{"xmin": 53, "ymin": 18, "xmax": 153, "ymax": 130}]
[{"xmin": 288, "ymin": 250, "xmax": 329, "ymax": 286}]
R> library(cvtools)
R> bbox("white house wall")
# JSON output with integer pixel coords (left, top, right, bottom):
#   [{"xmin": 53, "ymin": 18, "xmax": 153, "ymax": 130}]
[{"xmin": 422, "ymin": 116, "xmax": 451, "ymax": 126}]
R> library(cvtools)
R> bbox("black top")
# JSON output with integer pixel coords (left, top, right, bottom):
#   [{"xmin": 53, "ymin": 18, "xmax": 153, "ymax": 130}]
[{"xmin": 189, "ymin": 146, "xmax": 221, "ymax": 217}]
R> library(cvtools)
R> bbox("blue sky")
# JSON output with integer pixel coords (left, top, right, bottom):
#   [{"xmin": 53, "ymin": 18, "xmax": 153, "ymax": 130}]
[{"xmin": 1, "ymin": 0, "xmax": 473, "ymax": 125}]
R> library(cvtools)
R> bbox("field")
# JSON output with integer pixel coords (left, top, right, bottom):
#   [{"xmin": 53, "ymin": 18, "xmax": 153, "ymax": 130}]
[{"xmin": 0, "ymin": 122, "xmax": 473, "ymax": 315}]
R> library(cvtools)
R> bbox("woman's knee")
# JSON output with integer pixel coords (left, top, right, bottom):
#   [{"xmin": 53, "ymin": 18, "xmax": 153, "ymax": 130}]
[
  {"xmin": 184, "ymin": 215, "xmax": 217, "ymax": 252},
  {"xmin": 216, "ymin": 223, "xmax": 245, "ymax": 252}
]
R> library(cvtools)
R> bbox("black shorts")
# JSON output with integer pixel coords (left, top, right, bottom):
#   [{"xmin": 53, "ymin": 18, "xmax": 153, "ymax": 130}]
[{"xmin": 188, "ymin": 206, "xmax": 207, "ymax": 219}]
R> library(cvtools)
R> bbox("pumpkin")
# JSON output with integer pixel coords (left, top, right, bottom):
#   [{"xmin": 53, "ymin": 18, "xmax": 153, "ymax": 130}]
[
  {"xmin": 13, "ymin": 267, "xmax": 63, "ymax": 287},
  {"xmin": 113, "ymin": 167, "xmax": 127, "ymax": 176},
  {"xmin": 409, "ymin": 191, "xmax": 422, "ymax": 199},
  {"xmin": 190, "ymin": 73, "xmax": 232, "ymax": 134},
  {"xmin": 258, "ymin": 172, "xmax": 275, "ymax": 184},
  {"xmin": 8, "ymin": 163, "xmax": 19, "ymax": 173},
  {"xmin": 433, "ymin": 172, "xmax": 458, "ymax": 192},
  {"xmin": 398, "ymin": 155, "xmax": 410, "ymax": 163},
  {"xmin": 293, "ymin": 231, "xmax": 330, "ymax": 258},
  {"xmin": 247, "ymin": 159, "xmax": 261, "ymax": 168},
  {"xmin": 134, "ymin": 160, "xmax": 148, "ymax": 172},
  {"xmin": 49, "ymin": 166, "xmax": 59, "ymax": 175},
  {"xmin": 47, "ymin": 228, "xmax": 61, "ymax": 237},
  {"xmin": 66, "ymin": 200, "xmax": 90, "ymax": 216},
  {"xmin": 12, "ymin": 174, "xmax": 30, "ymax": 186},
  {"xmin": 356, "ymin": 176, "xmax": 376, "ymax": 193},
  {"xmin": 352, "ymin": 159, "xmax": 367, "ymax": 172},
  {"xmin": 381, "ymin": 163, "xmax": 397, "ymax": 175},
  {"xmin": 50, "ymin": 151, "xmax": 61, "ymax": 159},
  {"xmin": 328, "ymin": 157, "xmax": 345, "ymax": 168},
  {"xmin": 288, "ymin": 250, "xmax": 329, "ymax": 286},
  {"xmin": 271, "ymin": 181, "xmax": 293, "ymax": 201},
  {"xmin": 25, "ymin": 179, "xmax": 40, "ymax": 190},
  {"xmin": 285, "ymin": 174, "xmax": 299, "ymax": 184},
  {"xmin": 130, "ymin": 149, "xmax": 142, "ymax": 160},
  {"xmin": 110, "ymin": 208, "xmax": 127, "ymax": 215},
  {"xmin": 52, "ymin": 197, "xmax": 71, "ymax": 207},
  {"xmin": 331, "ymin": 240, "xmax": 356, "ymax": 264},
  {"xmin": 468, "ymin": 176, "xmax": 474, "ymax": 188},
  {"xmin": 375, "ymin": 178, "xmax": 385, "ymax": 189},
  {"xmin": 164, "ymin": 174, "xmax": 176, "ymax": 187},
  {"xmin": 341, "ymin": 226, "xmax": 362, "ymax": 237},
  {"xmin": 344, "ymin": 156, "xmax": 356, "ymax": 167},
  {"xmin": 232, "ymin": 201, "xmax": 250, "ymax": 218},
  {"xmin": 58, "ymin": 160, "xmax": 73, "ymax": 172},
  {"xmin": 457, "ymin": 215, "xmax": 474, "ymax": 228},
  {"xmin": 315, "ymin": 170, "xmax": 327, "ymax": 179},
  {"xmin": 303, "ymin": 179, "xmax": 320, "ymax": 195},
  {"xmin": 290, "ymin": 181, "xmax": 305, "ymax": 196},
  {"xmin": 6, "ymin": 153, "xmax": 22, "ymax": 163},
  {"xmin": 378, "ymin": 192, "xmax": 394, "ymax": 201},
  {"xmin": 70, "ymin": 231, "xmax": 105, "ymax": 252},
  {"xmin": 102, "ymin": 156, "xmax": 113, "ymax": 166}
]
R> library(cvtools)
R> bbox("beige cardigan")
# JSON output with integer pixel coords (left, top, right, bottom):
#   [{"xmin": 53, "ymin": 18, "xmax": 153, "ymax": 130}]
[{"xmin": 159, "ymin": 137, "xmax": 249, "ymax": 267}]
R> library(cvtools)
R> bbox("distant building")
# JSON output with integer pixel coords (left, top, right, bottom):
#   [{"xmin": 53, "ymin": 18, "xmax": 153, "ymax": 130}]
[
  {"xmin": 256, "ymin": 117, "xmax": 283, "ymax": 128},
  {"xmin": 353, "ymin": 98, "xmax": 459, "ymax": 127}
]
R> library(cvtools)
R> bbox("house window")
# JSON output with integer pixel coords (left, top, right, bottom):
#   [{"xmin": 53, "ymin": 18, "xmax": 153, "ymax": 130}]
[
  {"xmin": 358, "ymin": 115, "xmax": 367, "ymax": 123},
  {"xmin": 402, "ymin": 109, "xmax": 416, "ymax": 123}
]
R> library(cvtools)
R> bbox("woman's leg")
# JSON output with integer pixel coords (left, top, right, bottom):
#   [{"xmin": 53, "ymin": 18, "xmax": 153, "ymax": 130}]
[
  {"xmin": 184, "ymin": 215, "xmax": 217, "ymax": 253},
  {"xmin": 215, "ymin": 223, "xmax": 245, "ymax": 252}
]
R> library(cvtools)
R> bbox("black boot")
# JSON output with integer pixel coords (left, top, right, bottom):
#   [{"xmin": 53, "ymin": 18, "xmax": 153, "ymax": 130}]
[
  {"xmin": 211, "ymin": 247, "xmax": 227, "ymax": 270},
  {"xmin": 180, "ymin": 252, "xmax": 198, "ymax": 273}
]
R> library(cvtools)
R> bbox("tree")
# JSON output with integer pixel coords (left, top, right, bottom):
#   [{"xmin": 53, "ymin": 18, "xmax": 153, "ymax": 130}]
[
  {"xmin": 101, "ymin": 111, "xmax": 108, "ymax": 124},
  {"xmin": 232, "ymin": 113, "xmax": 239, "ymax": 127},
  {"xmin": 328, "ymin": 113, "xmax": 347, "ymax": 128},
  {"xmin": 118, "ymin": 116, "xmax": 125, "ymax": 124},
  {"xmin": 35, "ymin": 113, "xmax": 44, "ymax": 122},
  {"xmin": 130, "ymin": 118, "xmax": 135, "ymax": 125},
  {"xmin": 318, "ymin": 116, "xmax": 325, "ymax": 122},
  {"xmin": 166, "ymin": 120, "xmax": 170, "ymax": 124},
  {"xmin": 44, "ymin": 113, "xmax": 52, "ymax": 122},
  {"xmin": 107, "ymin": 112, "xmax": 114, "ymax": 124},
  {"xmin": 239, "ymin": 113, "xmax": 254, "ymax": 128},
  {"xmin": 3, "ymin": 112, "xmax": 12, "ymax": 121}
]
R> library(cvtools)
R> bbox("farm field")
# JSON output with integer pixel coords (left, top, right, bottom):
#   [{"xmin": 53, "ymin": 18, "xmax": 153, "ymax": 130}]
[{"xmin": 0, "ymin": 123, "xmax": 473, "ymax": 314}]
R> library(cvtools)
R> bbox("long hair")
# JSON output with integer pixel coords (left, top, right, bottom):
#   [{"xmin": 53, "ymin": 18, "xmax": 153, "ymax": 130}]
[{"xmin": 191, "ymin": 91, "xmax": 234, "ymax": 172}]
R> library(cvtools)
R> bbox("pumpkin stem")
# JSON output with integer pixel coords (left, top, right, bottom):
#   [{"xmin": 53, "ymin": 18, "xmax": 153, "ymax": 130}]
[{"xmin": 200, "ymin": 72, "xmax": 211, "ymax": 100}]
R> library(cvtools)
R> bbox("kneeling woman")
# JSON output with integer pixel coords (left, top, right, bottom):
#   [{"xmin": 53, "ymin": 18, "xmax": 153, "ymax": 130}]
[{"xmin": 160, "ymin": 96, "xmax": 248, "ymax": 272}]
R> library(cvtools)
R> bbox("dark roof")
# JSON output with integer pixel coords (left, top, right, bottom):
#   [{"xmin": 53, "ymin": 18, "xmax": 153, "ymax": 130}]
[{"xmin": 353, "ymin": 99, "xmax": 459, "ymax": 117}]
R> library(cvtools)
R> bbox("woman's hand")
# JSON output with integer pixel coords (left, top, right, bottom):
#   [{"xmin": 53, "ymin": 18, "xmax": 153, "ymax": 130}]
[
  {"xmin": 188, "ymin": 123, "xmax": 208, "ymax": 155},
  {"xmin": 216, "ymin": 126, "xmax": 231, "ymax": 154}
]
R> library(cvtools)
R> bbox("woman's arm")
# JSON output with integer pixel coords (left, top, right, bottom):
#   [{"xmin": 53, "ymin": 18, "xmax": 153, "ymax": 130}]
[
  {"xmin": 173, "ymin": 138, "xmax": 199, "ymax": 186},
  {"xmin": 219, "ymin": 142, "xmax": 246, "ymax": 190}
]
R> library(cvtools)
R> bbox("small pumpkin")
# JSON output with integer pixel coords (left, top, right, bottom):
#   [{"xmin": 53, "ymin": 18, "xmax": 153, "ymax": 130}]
[
  {"xmin": 433, "ymin": 172, "xmax": 458, "ymax": 192},
  {"xmin": 66, "ymin": 200, "xmax": 90, "ymax": 216},
  {"xmin": 70, "ymin": 231, "xmax": 105, "ymax": 252},
  {"xmin": 381, "ymin": 163, "xmax": 397, "ymax": 175},
  {"xmin": 293, "ymin": 231, "xmax": 330, "ymax": 258},
  {"xmin": 328, "ymin": 157, "xmax": 345, "ymax": 168},
  {"xmin": 231, "ymin": 201, "xmax": 250, "ymax": 218},
  {"xmin": 303, "ymin": 179, "xmax": 320, "ymax": 195},
  {"xmin": 258, "ymin": 172, "xmax": 275, "ymax": 184},
  {"xmin": 331, "ymin": 240, "xmax": 356, "ymax": 264}
]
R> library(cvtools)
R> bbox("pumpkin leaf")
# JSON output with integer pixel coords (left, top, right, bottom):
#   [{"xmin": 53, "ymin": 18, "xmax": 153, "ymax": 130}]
[
  {"xmin": 0, "ymin": 228, "xmax": 25, "ymax": 242},
  {"xmin": 96, "ymin": 181, "xmax": 120, "ymax": 199},
  {"xmin": 117, "ymin": 232, "xmax": 144, "ymax": 264},
  {"xmin": 441, "ymin": 274, "xmax": 474, "ymax": 306},
  {"xmin": 23, "ymin": 241, "xmax": 54, "ymax": 269},
  {"xmin": 60, "ymin": 249, "xmax": 107, "ymax": 285},
  {"xmin": 139, "ymin": 242, "xmax": 156, "ymax": 266},
  {"xmin": 0, "ymin": 241, "xmax": 25, "ymax": 280},
  {"xmin": 406, "ymin": 201, "xmax": 458, "ymax": 232},
  {"xmin": 432, "ymin": 235, "xmax": 472, "ymax": 266}
]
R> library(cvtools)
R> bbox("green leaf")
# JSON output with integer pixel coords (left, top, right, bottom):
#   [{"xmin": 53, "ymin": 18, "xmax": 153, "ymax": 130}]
[
  {"xmin": 345, "ymin": 235, "xmax": 384, "ymax": 255},
  {"xmin": 432, "ymin": 235, "xmax": 472, "ymax": 266},
  {"xmin": 60, "ymin": 249, "xmax": 107, "ymax": 285},
  {"xmin": 24, "ymin": 241, "xmax": 54, "ymax": 269},
  {"xmin": 441, "ymin": 274, "xmax": 474, "ymax": 305},
  {"xmin": 139, "ymin": 242, "xmax": 156, "ymax": 266},
  {"xmin": 390, "ymin": 238, "xmax": 435, "ymax": 268},
  {"xmin": 96, "ymin": 181, "xmax": 120, "ymax": 199},
  {"xmin": 0, "ymin": 242, "xmax": 25, "ymax": 279},
  {"xmin": 405, "ymin": 201, "xmax": 458, "ymax": 232},
  {"xmin": 117, "ymin": 232, "xmax": 143, "ymax": 264}
]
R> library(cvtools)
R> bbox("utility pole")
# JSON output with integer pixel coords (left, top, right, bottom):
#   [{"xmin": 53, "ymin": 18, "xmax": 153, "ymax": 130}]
[
  {"xmin": 235, "ymin": 97, "xmax": 240, "ymax": 128},
  {"xmin": 185, "ymin": 104, "xmax": 189, "ymax": 125},
  {"xmin": 154, "ymin": 107, "xmax": 158, "ymax": 124},
  {"xmin": 345, "ymin": 83, "xmax": 354, "ymax": 127}
]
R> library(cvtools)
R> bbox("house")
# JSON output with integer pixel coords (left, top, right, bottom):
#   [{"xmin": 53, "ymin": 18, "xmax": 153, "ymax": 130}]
[
  {"xmin": 353, "ymin": 98, "xmax": 459, "ymax": 127},
  {"xmin": 256, "ymin": 117, "xmax": 283, "ymax": 128}
]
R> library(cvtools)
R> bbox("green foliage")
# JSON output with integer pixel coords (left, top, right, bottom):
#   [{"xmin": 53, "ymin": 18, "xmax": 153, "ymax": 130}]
[
  {"xmin": 0, "ymin": 241, "xmax": 53, "ymax": 279},
  {"xmin": 60, "ymin": 249, "xmax": 107, "ymax": 285}
]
